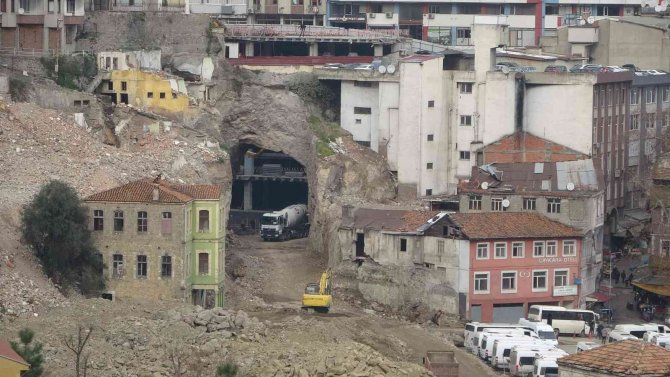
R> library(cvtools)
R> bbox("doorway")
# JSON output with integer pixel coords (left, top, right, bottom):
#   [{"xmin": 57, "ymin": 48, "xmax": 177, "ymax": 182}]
[{"xmin": 355, "ymin": 232, "xmax": 365, "ymax": 257}]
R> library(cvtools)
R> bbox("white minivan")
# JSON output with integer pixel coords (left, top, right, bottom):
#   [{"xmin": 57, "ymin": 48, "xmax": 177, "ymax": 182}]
[
  {"xmin": 473, "ymin": 328, "xmax": 529, "ymax": 355},
  {"xmin": 532, "ymin": 357, "xmax": 561, "ymax": 377},
  {"xmin": 491, "ymin": 336, "xmax": 546, "ymax": 369},
  {"xmin": 464, "ymin": 323, "xmax": 531, "ymax": 353},
  {"xmin": 518, "ymin": 318, "xmax": 559, "ymax": 345},
  {"xmin": 607, "ymin": 329, "xmax": 638, "ymax": 343},
  {"xmin": 614, "ymin": 324, "xmax": 670, "ymax": 338},
  {"xmin": 509, "ymin": 347, "xmax": 566, "ymax": 377},
  {"xmin": 644, "ymin": 332, "xmax": 670, "ymax": 348},
  {"xmin": 576, "ymin": 341, "xmax": 601, "ymax": 352},
  {"xmin": 480, "ymin": 333, "xmax": 526, "ymax": 361}
]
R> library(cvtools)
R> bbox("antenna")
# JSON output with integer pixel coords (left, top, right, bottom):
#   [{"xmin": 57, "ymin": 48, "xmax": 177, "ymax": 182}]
[
  {"xmin": 387, "ymin": 64, "xmax": 396, "ymax": 74},
  {"xmin": 566, "ymin": 182, "xmax": 575, "ymax": 191},
  {"xmin": 481, "ymin": 182, "xmax": 489, "ymax": 190},
  {"xmin": 502, "ymin": 199, "xmax": 510, "ymax": 208},
  {"xmin": 501, "ymin": 65, "xmax": 510, "ymax": 74},
  {"xmin": 378, "ymin": 65, "xmax": 387, "ymax": 74}
]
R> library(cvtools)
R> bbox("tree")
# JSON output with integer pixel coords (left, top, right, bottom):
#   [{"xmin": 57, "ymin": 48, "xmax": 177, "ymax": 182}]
[
  {"xmin": 216, "ymin": 363, "xmax": 238, "ymax": 377},
  {"xmin": 63, "ymin": 325, "xmax": 93, "ymax": 377},
  {"xmin": 21, "ymin": 180, "xmax": 104, "ymax": 294},
  {"xmin": 10, "ymin": 328, "xmax": 44, "ymax": 377}
]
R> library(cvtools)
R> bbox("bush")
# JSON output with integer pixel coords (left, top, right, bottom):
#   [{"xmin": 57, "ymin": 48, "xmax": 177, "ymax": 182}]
[
  {"xmin": 286, "ymin": 73, "xmax": 336, "ymax": 110},
  {"xmin": 216, "ymin": 362, "xmax": 238, "ymax": 377},
  {"xmin": 21, "ymin": 180, "xmax": 105, "ymax": 294},
  {"xmin": 9, "ymin": 76, "xmax": 32, "ymax": 102},
  {"xmin": 10, "ymin": 328, "xmax": 44, "ymax": 377},
  {"xmin": 40, "ymin": 54, "xmax": 97, "ymax": 90},
  {"xmin": 308, "ymin": 115, "xmax": 341, "ymax": 157}
]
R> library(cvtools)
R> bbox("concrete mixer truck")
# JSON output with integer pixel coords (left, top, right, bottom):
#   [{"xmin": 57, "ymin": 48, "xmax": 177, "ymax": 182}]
[{"xmin": 260, "ymin": 204, "xmax": 309, "ymax": 241}]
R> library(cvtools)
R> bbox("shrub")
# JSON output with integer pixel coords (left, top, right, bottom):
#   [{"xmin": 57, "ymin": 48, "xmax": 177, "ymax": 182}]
[
  {"xmin": 9, "ymin": 76, "xmax": 32, "ymax": 102},
  {"xmin": 216, "ymin": 362, "xmax": 238, "ymax": 377},
  {"xmin": 10, "ymin": 328, "xmax": 44, "ymax": 377}
]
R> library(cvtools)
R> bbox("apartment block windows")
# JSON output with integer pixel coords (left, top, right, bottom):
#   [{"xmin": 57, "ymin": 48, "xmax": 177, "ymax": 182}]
[
  {"xmin": 663, "ymin": 87, "xmax": 670, "ymax": 103},
  {"xmin": 427, "ymin": 134, "xmax": 434, "ymax": 141},
  {"xmin": 631, "ymin": 114, "xmax": 640, "ymax": 130},
  {"xmin": 554, "ymin": 269, "xmax": 569, "ymax": 287},
  {"xmin": 198, "ymin": 210, "xmax": 210, "ymax": 232},
  {"xmin": 662, "ymin": 240, "xmax": 670, "ymax": 257},
  {"xmin": 459, "ymin": 151, "xmax": 471, "ymax": 160},
  {"xmin": 459, "ymin": 82, "xmax": 473, "ymax": 94},
  {"xmin": 546, "ymin": 241, "xmax": 558, "ymax": 257},
  {"xmin": 137, "ymin": 211, "xmax": 148, "ymax": 232},
  {"xmin": 161, "ymin": 212, "xmax": 172, "ymax": 234},
  {"xmin": 353, "ymin": 107, "xmax": 372, "ymax": 114},
  {"xmin": 501, "ymin": 271, "xmax": 517, "ymax": 293},
  {"xmin": 428, "ymin": 100, "xmax": 435, "ymax": 108},
  {"xmin": 426, "ymin": 163, "xmax": 433, "ymax": 170},
  {"xmin": 137, "ymin": 255, "xmax": 148, "ymax": 278},
  {"xmin": 494, "ymin": 242, "xmax": 507, "ymax": 259},
  {"xmin": 428, "ymin": 4, "xmax": 439, "ymax": 14},
  {"xmin": 532, "ymin": 270, "xmax": 548, "ymax": 291},
  {"xmin": 66, "ymin": 0, "xmax": 74, "ymax": 13},
  {"xmin": 161, "ymin": 255, "xmax": 172, "ymax": 278},
  {"xmin": 121, "ymin": 81, "xmax": 127, "ymax": 91},
  {"xmin": 474, "ymin": 272, "xmax": 489, "ymax": 294},
  {"xmin": 460, "ymin": 115, "xmax": 472, "ymax": 126},
  {"xmin": 112, "ymin": 254, "xmax": 124, "ymax": 278},
  {"xmin": 476, "ymin": 243, "xmax": 489, "ymax": 259},
  {"xmin": 400, "ymin": 238, "xmax": 407, "ymax": 252},
  {"xmin": 425, "ymin": 189, "xmax": 433, "ymax": 196},
  {"xmin": 563, "ymin": 240, "xmax": 577, "ymax": 257},
  {"xmin": 114, "ymin": 210, "xmax": 124, "ymax": 231},
  {"xmin": 159, "ymin": 92, "xmax": 166, "ymax": 99},
  {"xmin": 646, "ymin": 87, "xmax": 657, "ymax": 104},
  {"xmin": 198, "ymin": 252, "xmax": 209, "ymax": 275},
  {"xmin": 631, "ymin": 88, "xmax": 640, "ymax": 105},
  {"xmin": 457, "ymin": 28, "xmax": 471, "ymax": 39},
  {"xmin": 469, "ymin": 195, "xmax": 482, "ymax": 210},
  {"xmin": 147, "ymin": 92, "xmax": 154, "ymax": 99},
  {"xmin": 547, "ymin": 198, "xmax": 561, "ymax": 214},
  {"xmin": 646, "ymin": 114, "xmax": 656, "ymax": 129},
  {"xmin": 512, "ymin": 242, "xmax": 524, "ymax": 258},
  {"xmin": 523, "ymin": 197, "xmax": 536, "ymax": 210},
  {"xmin": 437, "ymin": 240, "xmax": 445, "ymax": 262},
  {"xmin": 93, "ymin": 210, "xmax": 104, "ymax": 231},
  {"xmin": 491, "ymin": 197, "xmax": 505, "ymax": 212},
  {"xmin": 107, "ymin": 81, "xmax": 113, "ymax": 90},
  {"xmin": 533, "ymin": 241, "xmax": 545, "ymax": 257}
]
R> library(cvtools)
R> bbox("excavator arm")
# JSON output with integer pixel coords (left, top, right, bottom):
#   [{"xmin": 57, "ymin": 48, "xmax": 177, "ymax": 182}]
[{"xmin": 319, "ymin": 268, "xmax": 332, "ymax": 295}]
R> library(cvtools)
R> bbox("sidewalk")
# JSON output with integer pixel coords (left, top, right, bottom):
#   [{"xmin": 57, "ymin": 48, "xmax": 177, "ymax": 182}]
[{"xmin": 598, "ymin": 254, "xmax": 644, "ymax": 325}]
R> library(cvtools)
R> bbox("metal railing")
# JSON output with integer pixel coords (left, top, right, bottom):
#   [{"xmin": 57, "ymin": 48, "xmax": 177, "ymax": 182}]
[
  {"xmin": 0, "ymin": 47, "xmax": 55, "ymax": 57},
  {"xmin": 109, "ymin": 0, "xmax": 185, "ymax": 12},
  {"xmin": 222, "ymin": 24, "xmax": 407, "ymax": 39}
]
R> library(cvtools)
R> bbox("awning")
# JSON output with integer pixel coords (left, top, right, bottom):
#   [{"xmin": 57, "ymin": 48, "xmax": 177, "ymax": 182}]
[
  {"xmin": 585, "ymin": 292, "xmax": 611, "ymax": 303},
  {"xmin": 633, "ymin": 281, "xmax": 670, "ymax": 297}
]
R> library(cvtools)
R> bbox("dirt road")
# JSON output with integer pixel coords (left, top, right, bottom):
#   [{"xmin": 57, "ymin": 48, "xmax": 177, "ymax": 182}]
[{"xmin": 228, "ymin": 236, "xmax": 497, "ymax": 376}]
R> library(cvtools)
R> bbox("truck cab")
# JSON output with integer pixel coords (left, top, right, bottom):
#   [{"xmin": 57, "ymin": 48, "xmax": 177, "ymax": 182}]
[{"xmin": 260, "ymin": 212, "xmax": 284, "ymax": 240}]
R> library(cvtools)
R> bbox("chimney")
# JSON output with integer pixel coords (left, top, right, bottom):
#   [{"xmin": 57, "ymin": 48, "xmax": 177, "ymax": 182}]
[{"xmin": 152, "ymin": 184, "xmax": 159, "ymax": 201}]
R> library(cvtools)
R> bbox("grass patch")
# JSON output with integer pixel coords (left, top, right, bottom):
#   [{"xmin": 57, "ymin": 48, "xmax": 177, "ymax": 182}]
[{"xmin": 308, "ymin": 115, "xmax": 341, "ymax": 157}]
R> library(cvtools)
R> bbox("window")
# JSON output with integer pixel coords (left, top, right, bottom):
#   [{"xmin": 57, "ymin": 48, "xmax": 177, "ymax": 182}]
[
  {"xmin": 355, "ymin": 119, "xmax": 361, "ymax": 124},
  {"xmin": 459, "ymin": 151, "xmax": 471, "ymax": 160},
  {"xmin": 474, "ymin": 272, "xmax": 489, "ymax": 293},
  {"xmin": 198, "ymin": 210, "xmax": 210, "ymax": 232},
  {"xmin": 554, "ymin": 269, "xmax": 569, "ymax": 287},
  {"xmin": 664, "ymin": 209, "xmax": 670, "ymax": 225},
  {"xmin": 491, "ymin": 197, "xmax": 505, "ymax": 212},
  {"xmin": 427, "ymin": 134, "xmax": 434, "ymax": 141},
  {"xmin": 107, "ymin": 81, "xmax": 113, "ymax": 90},
  {"xmin": 137, "ymin": 255, "xmax": 148, "ymax": 278},
  {"xmin": 121, "ymin": 81, "xmax": 127, "ymax": 91},
  {"xmin": 426, "ymin": 163, "xmax": 433, "ymax": 170},
  {"xmin": 161, "ymin": 255, "xmax": 172, "ymax": 278},
  {"xmin": 476, "ymin": 243, "xmax": 489, "ymax": 259},
  {"xmin": 547, "ymin": 198, "xmax": 561, "ymax": 213},
  {"xmin": 354, "ymin": 81, "xmax": 372, "ymax": 87},
  {"xmin": 646, "ymin": 87, "xmax": 657, "ymax": 104},
  {"xmin": 400, "ymin": 238, "xmax": 407, "ymax": 252},
  {"xmin": 494, "ymin": 242, "xmax": 507, "ymax": 259},
  {"xmin": 563, "ymin": 240, "xmax": 576, "ymax": 256},
  {"xmin": 147, "ymin": 92, "xmax": 154, "ymax": 98},
  {"xmin": 425, "ymin": 189, "xmax": 433, "ymax": 196},
  {"xmin": 428, "ymin": 4, "xmax": 439, "ymax": 13},
  {"xmin": 662, "ymin": 240, "xmax": 670, "ymax": 257},
  {"xmin": 646, "ymin": 114, "xmax": 656, "ymax": 129},
  {"xmin": 137, "ymin": 211, "xmax": 148, "ymax": 232},
  {"xmin": 546, "ymin": 241, "xmax": 558, "ymax": 257},
  {"xmin": 428, "ymin": 100, "xmax": 435, "ymax": 108},
  {"xmin": 469, "ymin": 195, "xmax": 482, "ymax": 210},
  {"xmin": 663, "ymin": 87, "xmax": 669, "ymax": 103},
  {"xmin": 198, "ymin": 253, "xmax": 209, "ymax": 275},
  {"xmin": 532, "ymin": 270, "xmax": 548, "ymax": 291},
  {"xmin": 631, "ymin": 88, "xmax": 640, "ymax": 105},
  {"xmin": 172, "ymin": 93, "xmax": 177, "ymax": 99},
  {"xmin": 353, "ymin": 107, "xmax": 372, "ymax": 114},
  {"xmin": 631, "ymin": 114, "xmax": 640, "ymax": 130},
  {"xmin": 501, "ymin": 271, "xmax": 517, "ymax": 293},
  {"xmin": 512, "ymin": 242, "xmax": 524, "ymax": 258},
  {"xmin": 113, "ymin": 210, "xmax": 124, "ymax": 231},
  {"xmin": 161, "ymin": 212, "xmax": 172, "ymax": 234},
  {"xmin": 159, "ymin": 92, "xmax": 166, "ymax": 99},
  {"xmin": 460, "ymin": 115, "xmax": 472, "ymax": 126},
  {"xmin": 437, "ymin": 240, "xmax": 445, "ymax": 262},
  {"xmin": 112, "ymin": 254, "xmax": 124, "ymax": 278},
  {"xmin": 533, "ymin": 241, "xmax": 545, "ymax": 257},
  {"xmin": 457, "ymin": 28, "xmax": 471, "ymax": 39},
  {"xmin": 523, "ymin": 197, "xmax": 536, "ymax": 211},
  {"xmin": 459, "ymin": 82, "xmax": 473, "ymax": 94},
  {"xmin": 93, "ymin": 210, "xmax": 104, "ymax": 231}
]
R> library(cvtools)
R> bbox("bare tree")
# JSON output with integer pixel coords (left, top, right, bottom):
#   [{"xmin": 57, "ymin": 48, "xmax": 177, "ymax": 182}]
[
  {"xmin": 165, "ymin": 340, "xmax": 187, "ymax": 377},
  {"xmin": 63, "ymin": 325, "xmax": 93, "ymax": 377}
]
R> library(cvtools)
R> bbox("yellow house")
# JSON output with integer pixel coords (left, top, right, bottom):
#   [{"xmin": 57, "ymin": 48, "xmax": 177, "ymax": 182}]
[
  {"xmin": 0, "ymin": 340, "xmax": 30, "ymax": 377},
  {"xmin": 101, "ymin": 69, "xmax": 190, "ymax": 113}
]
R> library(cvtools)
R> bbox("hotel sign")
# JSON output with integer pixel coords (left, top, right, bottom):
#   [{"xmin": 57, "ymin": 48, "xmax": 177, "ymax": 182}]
[
  {"xmin": 553, "ymin": 285, "xmax": 578, "ymax": 297},
  {"xmin": 539, "ymin": 257, "xmax": 578, "ymax": 264}
]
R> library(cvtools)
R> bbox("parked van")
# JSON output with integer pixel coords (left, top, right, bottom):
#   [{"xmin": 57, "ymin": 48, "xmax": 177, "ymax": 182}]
[
  {"xmin": 480, "ymin": 333, "xmax": 527, "ymax": 361},
  {"xmin": 607, "ymin": 329, "xmax": 638, "ymax": 343},
  {"xmin": 472, "ymin": 328, "xmax": 528, "ymax": 355},
  {"xmin": 644, "ymin": 332, "xmax": 670, "ymax": 348},
  {"xmin": 532, "ymin": 357, "xmax": 562, "ymax": 377},
  {"xmin": 614, "ymin": 324, "xmax": 670, "ymax": 338},
  {"xmin": 518, "ymin": 318, "xmax": 559, "ymax": 345},
  {"xmin": 509, "ymin": 346, "xmax": 565, "ymax": 376},
  {"xmin": 491, "ymin": 336, "xmax": 546, "ymax": 369},
  {"xmin": 576, "ymin": 341, "xmax": 601, "ymax": 352},
  {"xmin": 464, "ymin": 323, "xmax": 532, "ymax": 353}
]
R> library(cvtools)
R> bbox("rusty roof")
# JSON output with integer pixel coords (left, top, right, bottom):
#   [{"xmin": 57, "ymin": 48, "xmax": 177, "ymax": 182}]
[
  {"xmin": 449, "ymin": 212, "xmax": 582, "ymax": 239},
  {"xmin": 0, "ymin": 339, "xmax": 29, "ymax": 366},
  {"xmin": 84, "ymin": 177, "xmax": 221, "ymax": 203},
  {"xmin": 351, "ymin": 208, "xmax": 442, "ymax": 233},
  {"xmin": 558, "ymin": 339, "xmax": 670, "ymax": 376}
]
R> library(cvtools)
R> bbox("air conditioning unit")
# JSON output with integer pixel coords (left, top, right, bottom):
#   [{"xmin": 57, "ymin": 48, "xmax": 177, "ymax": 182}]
[
  {"xmin": 428, "ymin": 13, "xmax": 435, "ymax": 19},
  {"xmin": 312, "ymin": 5, "xmax": 318, "ymax": 13},
  {"xmin": 368, "ymin": 12, "xmax": 375, "ymax": 18},
  {"xmin": 385, "ymin": 12, "xmax": 393, "ymax": 18}
]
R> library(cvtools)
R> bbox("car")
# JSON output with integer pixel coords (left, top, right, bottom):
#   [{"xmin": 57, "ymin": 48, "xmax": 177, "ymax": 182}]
[
  {"xmin": 570, "ymin": 64, "xmax": 604, "ymax": 73},
  {"xmin": 354, "ymin": 64, "xmax": 373, "ymax": 70},
  {"xmin": 415, "ymin": 49, "xmax": 431, "ymax": 55},
  {"xmin": 622, "ymin": 64, "xmax": 639, "ymax": 72},
  {"xmin": 521, "ymin": 66, "xmax": 537, "ymax": 72},
  {"xmin": 496, "ymin": 62, "xmax": 523, "ymax": 72},
  {"xmin": 544, "ymin": 65, "xmax": 568, "ymax": 73},
  {"xmin": 323, "ymin": 63, "xmax": 344, "ymax": 69}
]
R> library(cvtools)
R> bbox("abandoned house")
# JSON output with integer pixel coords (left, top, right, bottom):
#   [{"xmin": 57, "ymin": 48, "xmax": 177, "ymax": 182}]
[
  {"xmin": 97, "ymin": 69, "xmax": 190, "ymax": 112},
  {"xmin": 84, "ymin": 176, "xmax": 226, "ymax": 308}
]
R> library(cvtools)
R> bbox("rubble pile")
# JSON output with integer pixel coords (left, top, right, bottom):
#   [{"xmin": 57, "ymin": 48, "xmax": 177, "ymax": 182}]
[
  {"xmin": 182, "ymin": 306, "xmax": 268, "ymax": 339},
  {"xmin": 0, "ymin": 258, "xmax": 67, "ymax": 318}
]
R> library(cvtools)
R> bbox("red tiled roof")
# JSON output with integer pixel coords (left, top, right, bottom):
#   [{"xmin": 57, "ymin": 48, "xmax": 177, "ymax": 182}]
[
  {"xmin": 84, "ymin": 177, "xmax": 220, "ymax": 203},
  {"xmin": 449, "ymin": 212, "xmax": 582, "ymax": 239},
  {"xmin": 352, "ymin": 208, "xmax": 440, "ymax": 233},
  {"xmin": 0, "ymin": 339, "xmax": 29, "ymax": 366},
  {"xmin": 558, "ymin": 339, "xmax": 670, "ymax": 376}
]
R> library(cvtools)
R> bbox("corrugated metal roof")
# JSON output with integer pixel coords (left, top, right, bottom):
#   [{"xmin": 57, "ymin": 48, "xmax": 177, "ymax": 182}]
[{"xmin": 556, "ymin": 159, "xmax": 599, "ymax": 191}]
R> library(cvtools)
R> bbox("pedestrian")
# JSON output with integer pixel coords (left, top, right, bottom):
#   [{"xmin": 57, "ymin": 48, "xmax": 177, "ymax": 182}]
[
  {"xmin": 628, "ymin": 273, "xmax": 634, "ymax": 286},
  {"xmin": 299, "ymin": 21, "xmax": 306, "ymax": 37},
  {"xmin": 621, "ymin": 270, "xmax": 627, "ymax": 285},
  {"xmin": 613, "ymin": 268, "xmax": 620, "ymax": 285},
  {"xmin": 601, "ymin": 326, "xmax": 610, "ymax": 344},
  {"xmin": 589, "ymin": 319, "xmax": 595, "ymax": 337},
  {"xmin": 597, "ymin": 323, "xmax": 603, "ymax": 340}
]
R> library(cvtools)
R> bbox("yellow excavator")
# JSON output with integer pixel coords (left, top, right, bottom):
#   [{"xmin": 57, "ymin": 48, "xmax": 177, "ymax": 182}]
[{"xmin": 302, "ymin": 269, "xmax": 332, "ymax": 313}]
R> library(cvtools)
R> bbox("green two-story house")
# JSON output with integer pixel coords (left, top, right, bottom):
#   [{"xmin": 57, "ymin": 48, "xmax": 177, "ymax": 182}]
[{"xmin": 84, "ymin": 176, "xmax": 226, "ymax": 308}]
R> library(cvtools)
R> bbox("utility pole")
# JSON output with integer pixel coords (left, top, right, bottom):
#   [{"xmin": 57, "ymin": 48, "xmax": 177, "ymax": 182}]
[{"xmin": 55, "ymin": 18, "xmax": 63, "ymax": 73}]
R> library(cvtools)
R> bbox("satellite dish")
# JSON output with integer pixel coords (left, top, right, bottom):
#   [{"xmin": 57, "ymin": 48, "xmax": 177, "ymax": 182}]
[
  {"xmin": 378, "ymin": 65, "xmax": 387, "ymax": 74},
  {"xmin": 587, "ymin": 16, "xmax": 595, "ymax": 24},
  {"xmin": 502, "ymin": 199, "xmax": 510, "ymax": 208},
  {"xmin": 481, "ymin": 182, "xmax": 489, "ymax": 190},
  {"xmin": 18, "ymin": 7, "xmax": 25, "ymax": 14},
  {"xmin": 566, "ymin": 182, "xmax": 575, "ymax": 191},
  {"xmin": 501, "ymin": 65, "xmax": 510, "ymax": 74},
  {"xmin": 387, "ymin": 64, "xmax": 396, "ymax": 74}
]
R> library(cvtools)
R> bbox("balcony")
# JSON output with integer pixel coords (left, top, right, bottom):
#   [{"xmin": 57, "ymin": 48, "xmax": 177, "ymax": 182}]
[{"xmin": 189, "ymin": 0, "xmax": 247, "ymax": 15}]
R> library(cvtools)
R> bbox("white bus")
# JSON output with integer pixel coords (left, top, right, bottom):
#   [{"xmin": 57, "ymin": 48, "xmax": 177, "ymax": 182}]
[{"xmin": 527, "ymin": 305, "xmax": 599, "ymax": 336}]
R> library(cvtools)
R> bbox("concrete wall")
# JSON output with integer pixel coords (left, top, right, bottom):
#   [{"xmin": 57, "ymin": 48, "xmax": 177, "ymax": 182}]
[
  {"xmin": 340, "ymin": 80, "xmax": 379, "ymax": 149},
  {"xmin": 594, "ymin": 20, "xmax": 670, "ymax": 72},
  {"xmin": 559, "ymin": 366, "xmax": 615, "ymax": 377},
  {"xmin": 107, "ymin": 69, "xmax": 189, "ymax": 112}
]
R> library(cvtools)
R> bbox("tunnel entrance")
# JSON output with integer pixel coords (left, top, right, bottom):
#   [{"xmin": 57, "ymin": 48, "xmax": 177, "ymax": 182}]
[{"xmin": 228, "ymin": 144, "xmax": 309, "ymax": 236}]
